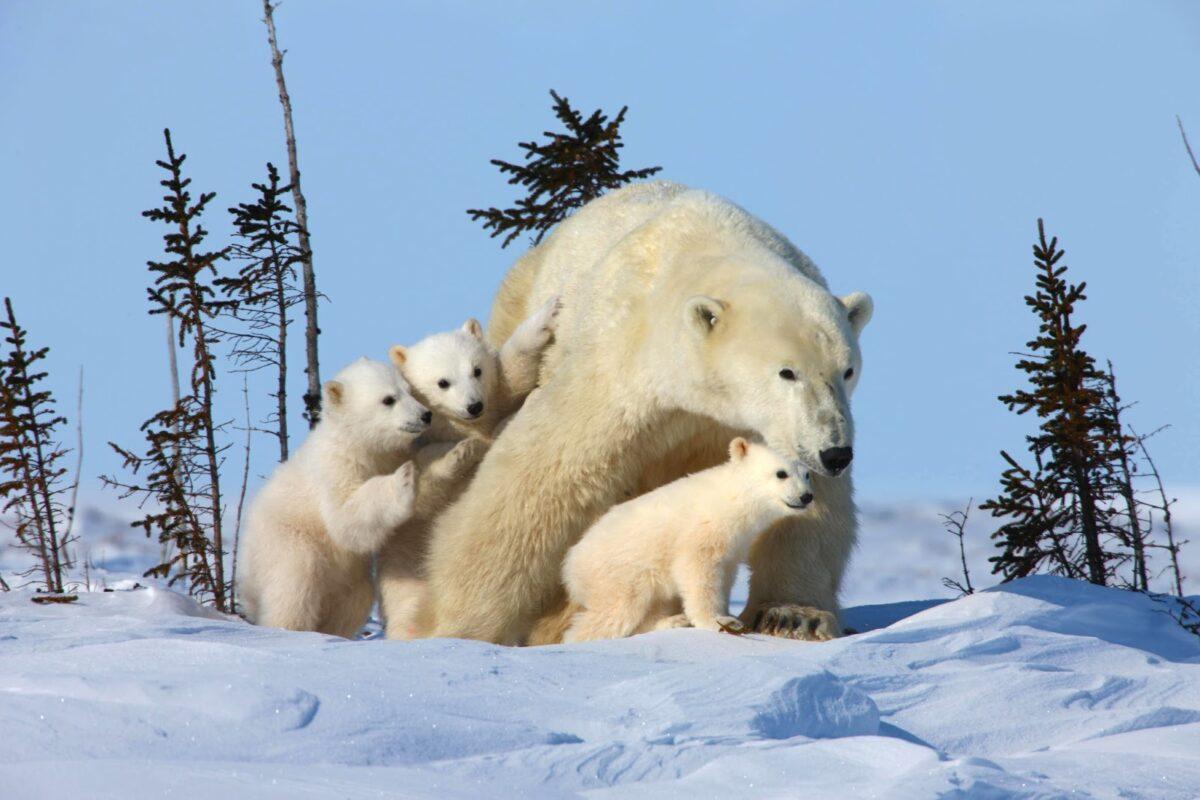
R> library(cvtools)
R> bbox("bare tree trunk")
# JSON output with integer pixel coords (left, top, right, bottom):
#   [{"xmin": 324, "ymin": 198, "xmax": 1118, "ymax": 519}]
[
  {"xmin": 263, "ymin": 0, "xmax": 321, "ymax": 427},
  {"xmin": 273, "ymin": 244, "xmax": 289, "ymax": 461},
  {"xmin": 231, "ymin": 376, "xmax": 253, "ymax": 615},
  {"xmin": 61, "ymin": 366, "xmax": 84, "ymax": 573},
  {"xmin": 166, "ymin": 317, "xmax": 181, "ymax": 408},
  {"xmin": 1134, "ymin": 427, "xmax": 1184, "ymax": 597}
]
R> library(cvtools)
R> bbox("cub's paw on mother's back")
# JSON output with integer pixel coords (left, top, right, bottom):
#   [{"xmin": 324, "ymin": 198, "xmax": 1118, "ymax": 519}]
[{"xmin": 741, "ymin": 603, "xmax": 840, "ymax": 641}]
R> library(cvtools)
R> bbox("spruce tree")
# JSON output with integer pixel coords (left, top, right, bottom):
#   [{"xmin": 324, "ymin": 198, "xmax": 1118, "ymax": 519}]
[
  {"xmin": 468, "ymin": 90, "xmax": 662, "ymax": 248},
  {"xmin": 217, "ymin": 162, "xmax": 305, "ymax": 462},
  {"xmin": 0, "ymin": 297, "xmax": 75, "ymax": 593},
  {"xmin": 982, "ymin": 220, "xmax": 1127, "ymax": 585},
  {"xmin": 104, "ymin": 129, "xmax": 233, "ymax": 612}
]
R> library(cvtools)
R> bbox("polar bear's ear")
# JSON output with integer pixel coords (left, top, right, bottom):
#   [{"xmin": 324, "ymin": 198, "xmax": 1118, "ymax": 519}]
[
  {"xmin": 461, "ymin": 318, "xmax": 484, "ymax": 340},
  {"xmin": 323, "ymin": 380, "xmax": 345, "ymax": 408},
  {"xmin": 728, "ymin": 437, "xmax": 750, "ymax": 461},
  {"xmin": 388, "ymin": 345, "xmax": 408, "ymax": 370},
  {"xmin": 840, "ymin": 292, "xmax": 874, "ymax": 336},
  {"xmin": 685, "ymin": 295, "xmax": 726, "ymax": 336}
]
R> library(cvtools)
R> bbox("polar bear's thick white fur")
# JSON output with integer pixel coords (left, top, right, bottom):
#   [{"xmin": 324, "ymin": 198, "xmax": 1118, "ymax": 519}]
[
  {"xmin": 388, "ymin": 296, "xmax": 560, "ymax": 442},
  {"xmin": 376, "ymin": 299, "xmax": 560, "ymax": 639},
  {"xmin": 563, "ymin": 438, "xmax": 816, "ymax": 642},
  {"xmin": 420, "ymin": 181, "xmax": 873, "ymax": 645},
  {"xmin": 238, "ymin": 358, "xmax": 429, "ymax": 638}
]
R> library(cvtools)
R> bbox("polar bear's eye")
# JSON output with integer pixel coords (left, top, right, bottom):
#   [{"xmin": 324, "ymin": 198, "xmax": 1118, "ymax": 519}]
[
  {"xmin": 381, "ymin": 395, "xmax": 396, "ymax": 407},
  {"xmin": 779, "ymin": 369, "xmax": 796, "ymax": 381},
  {"xmin": 437, "ymin": 379, "xmax": 450, "ymax": 390},
  {"xmin": 775, "ymin": 470, "xmax": 788, "ymax": 480},
  {"xmin": 473, "ymin": 367, "xmax": 482, "ymax": 378},
  {"xmin": 843, "ymin": 368, "xmax": 854, "ymax": 380}
]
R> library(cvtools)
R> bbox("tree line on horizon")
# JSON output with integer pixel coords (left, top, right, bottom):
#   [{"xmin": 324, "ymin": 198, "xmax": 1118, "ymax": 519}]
[{"xmin": 0, "ymin": 4, "xmax": 1194, "ymax": 636}]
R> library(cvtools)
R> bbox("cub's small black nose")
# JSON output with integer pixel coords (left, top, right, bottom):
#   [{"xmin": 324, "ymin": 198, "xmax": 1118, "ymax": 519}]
[
  {"xmin": 819, "ymin": 446, "xmax": 853, "ymax": 475},
  {"xmin": 467, "ymin": 401, "xmax": 484, "ymax": 418},
  {"xmin": 420, "ymin": 411, "xmax": 432, "ymax": 425},
  {"xmin": 799, "ymin": 492, "xmax": 814, "ymax": 507}
]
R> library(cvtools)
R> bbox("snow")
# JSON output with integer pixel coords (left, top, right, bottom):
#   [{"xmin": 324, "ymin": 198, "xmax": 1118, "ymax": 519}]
[
  {"xmin": 2, "ymin": 577, "xmax": 1199, "ymax": 798},
  {"xmin": 3, "ymin": 494, "xmax": 1199, "ymax": 797}
]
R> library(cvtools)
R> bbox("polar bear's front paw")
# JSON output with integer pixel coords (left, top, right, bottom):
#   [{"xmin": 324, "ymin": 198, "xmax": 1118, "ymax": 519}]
[
  {"xmin": 743, "ymin": 604, "xmax": 840, "ymax": 641},
  {"xmin": 449, "ymin": 437, "xmax": 490, "ymax": 473},
  {"xmin": 515, "ymin": 295, "xmax": 561, "ymax": 351},
  {"xmin": 393, "ymin": 461, "xmax": 416, "ymax": 509},
  {"xmin": 652, "ymin": 613, "xmax": 693, "ymax": 631}
]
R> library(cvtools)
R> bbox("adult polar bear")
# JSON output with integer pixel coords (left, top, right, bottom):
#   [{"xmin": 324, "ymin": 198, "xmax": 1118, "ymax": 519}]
[{"xmin": 422, "ymin": 181, "xmax": 873, "ymax": 645}]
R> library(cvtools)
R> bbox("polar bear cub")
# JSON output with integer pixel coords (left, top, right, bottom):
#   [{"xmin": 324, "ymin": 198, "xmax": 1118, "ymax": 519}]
[
  {"xmin": 238, "ymin": 358, "xmax": 430, "ymax": 638},
  {"xmin": 388, "ymin": 296, "xmax": 560, "ymax": 441},
  {"xmin": 562, "ymin": 438, "xmax": 815, "ymax": 642}
]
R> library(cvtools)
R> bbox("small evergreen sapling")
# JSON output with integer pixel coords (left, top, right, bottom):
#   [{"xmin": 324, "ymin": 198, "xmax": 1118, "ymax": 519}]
[
  {"xmin": 468, "ymin": 90, "xmax": 662, "ymax": 248},
  {"xmin": 104, "ymin": 129, "xmax": 234, "ymax": 612},
  {"xmin": 0, "ymin": 298, "xmax": 76, "ymax": 594},
  {"xmin": 983, "ymin": 220, "xmax": 1175, "ymax": 589},
  {"xmin": 217, "ymin": 162, "xmax": 305, "ymax": 462}
]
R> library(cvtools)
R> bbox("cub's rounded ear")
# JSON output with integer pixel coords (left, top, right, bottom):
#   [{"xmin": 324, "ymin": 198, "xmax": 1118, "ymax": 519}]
[
  {"xmin": 728, "ymin": 437, "xmax": 750, "ymax": 461},
  {"xmin": 323, "ymin": 380, "xmax": 345, "ymax": 408},
  {"xmin": 388, "ymin": 345, "xmax": 408, "ymax": 370},
  {"xmin": 684, "ymin": 295, "xmax": 726, "ymax": 336},
  {"xmin": 840, "ymin": 292, "xmax": 874, "ymax": 336},
  {"xmin": 461, "ymin": 318, "xmax": 484, "ymax": 340}
]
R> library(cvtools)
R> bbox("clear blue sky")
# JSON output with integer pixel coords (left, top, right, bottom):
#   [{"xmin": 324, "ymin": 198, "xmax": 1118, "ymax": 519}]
[{"xmin": 2, "ymin": 1, "xmax": 1197, "ymax": 505}]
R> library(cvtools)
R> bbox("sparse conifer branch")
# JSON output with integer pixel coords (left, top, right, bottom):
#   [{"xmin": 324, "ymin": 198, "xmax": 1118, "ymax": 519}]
[
  {"xmin": 468, "ymin": 90, "xmax": 662, "ymax": 248},
  {"xmin": 0, "ymin": 297, "xmax": 75, "ymax": 593},
  {"xmin": 940, "ymin": 499, "xmax": 975, "ymax": 596},
  {"xmin": 1131, "ymin": 425, "xmax": 1185, "ymax": 597},
  {"xmin": 106, "ymin": 130, "xmax": 233, "ymax": 611},
  {"xmin": 263, "ymin": 0, "xmax": 322, "ymax": 427},
  {"xmin": 217, "ymin": 162, "xmax": 305, "ymax": 462}
]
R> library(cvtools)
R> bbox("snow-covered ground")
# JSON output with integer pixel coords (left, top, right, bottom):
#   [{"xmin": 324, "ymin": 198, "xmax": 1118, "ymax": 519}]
[
  {"xmin": 2, "ymin": 577, "xmax": 1198, "ymax": 798},
  {"xmin": 2, "ymin": 495, "xmax": 1199, "ymax": 798}
]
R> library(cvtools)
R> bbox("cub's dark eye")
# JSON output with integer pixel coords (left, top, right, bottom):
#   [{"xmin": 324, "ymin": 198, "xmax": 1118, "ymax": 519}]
[
  {"xmin": 381, "ymin": 395, "xmax": 396, "ymax": 407},
  {"xmin": 779, "ymin": 369, "xmax": 796, "ymax": 381},
  {"xmin": 437, "ymin": 379, "xmax": 450, "ymax": 390},
  {"xmin": 843, "ymin": 368, "xmax": 855, "ymax": 380},
  {"xmin": 473, "ymin": 367, "xmax": 482, "ymax": 378},
  {"xmin": 775, "ymin": 470, "xmax": 788, "ymax": 480}
]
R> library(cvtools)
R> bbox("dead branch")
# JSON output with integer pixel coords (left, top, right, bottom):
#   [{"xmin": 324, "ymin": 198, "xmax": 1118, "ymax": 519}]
[{"xmin": 263, "ymin": 0, "xmax": 321, "ymax": 426}]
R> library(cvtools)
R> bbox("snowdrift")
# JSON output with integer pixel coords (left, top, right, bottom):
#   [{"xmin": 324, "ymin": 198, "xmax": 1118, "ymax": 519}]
[{"xmin": 2, "ymin": 576, "xmax": 1198, "ymax": 798}]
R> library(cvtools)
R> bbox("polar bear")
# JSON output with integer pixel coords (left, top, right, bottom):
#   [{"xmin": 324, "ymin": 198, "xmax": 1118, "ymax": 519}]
[
  {"xmin": 238, "ymin": 358, "xmax": 430, "ymax": 638},
  {"xmin": 421, "ymin": 181, "xmax": 873, "ymax": 645},
  {"xmin": 563, "ymin": 437, "xmax": 815, "ymax": 642},
  {"xmin": 387, "ymin": 296, "xmax": 561, "ymax": 442},
  {"xmin": 376, "ymin": 299, "xmax": 560, "ymax": 639}
]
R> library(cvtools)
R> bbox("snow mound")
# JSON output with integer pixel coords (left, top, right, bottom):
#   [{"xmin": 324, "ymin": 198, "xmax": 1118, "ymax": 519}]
[{"xmin": 1, "ymin": 577, "xmax": 1198, "ymax": 798}]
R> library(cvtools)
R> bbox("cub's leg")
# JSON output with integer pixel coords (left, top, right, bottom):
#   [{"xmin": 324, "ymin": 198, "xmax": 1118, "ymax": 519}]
[
  {"xmin": 674, "ymin": 555, "xmax": 744, "ymax": 633},
  {"xmin": 563, "ymin": 585, "xmax": 654, "ymax": 643},
  {"xmin": 319, "ymin": 564, "xmax": 375, "ymax": 639},
  {"xmin": 254, "ymin": 543, "xmax": 325, "ymax": 633},
  {"xmin": 497, "ymin": 295, "xmax": 561, "ymax": 402}
]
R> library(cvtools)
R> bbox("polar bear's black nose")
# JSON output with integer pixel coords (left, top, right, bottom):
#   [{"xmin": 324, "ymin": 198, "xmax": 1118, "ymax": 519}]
[
  {"xmin": 819, "ymin": 447, "xmax": 853, "ymax": 475},
  {"xmin": 420, "ymin": 411, "xmax": 432, "ymax": 425},
  {"xmin": 467, "ymin": 401, "xmax": 484, "ymax": 418}
]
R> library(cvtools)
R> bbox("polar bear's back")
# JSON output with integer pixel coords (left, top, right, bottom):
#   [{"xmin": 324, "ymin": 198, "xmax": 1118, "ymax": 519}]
[{"xmin": 486, "ymin": 181, "xmax": 827, "ymax": 379}]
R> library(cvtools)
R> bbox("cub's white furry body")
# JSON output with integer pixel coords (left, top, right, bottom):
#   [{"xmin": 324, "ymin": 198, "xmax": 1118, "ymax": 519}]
[
  {"xmin": 239, "ymin": 359, "xmax": 427, "ymax": 638},
  {"xmin": 563, "ymin": 438, "xmax": 814, "ymax": 641}
]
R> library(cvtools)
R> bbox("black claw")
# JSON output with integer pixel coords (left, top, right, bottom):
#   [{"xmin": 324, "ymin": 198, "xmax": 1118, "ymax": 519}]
[{"xmin": 753, "ymin": 609, "xmax": 765, "ymax": 630}]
